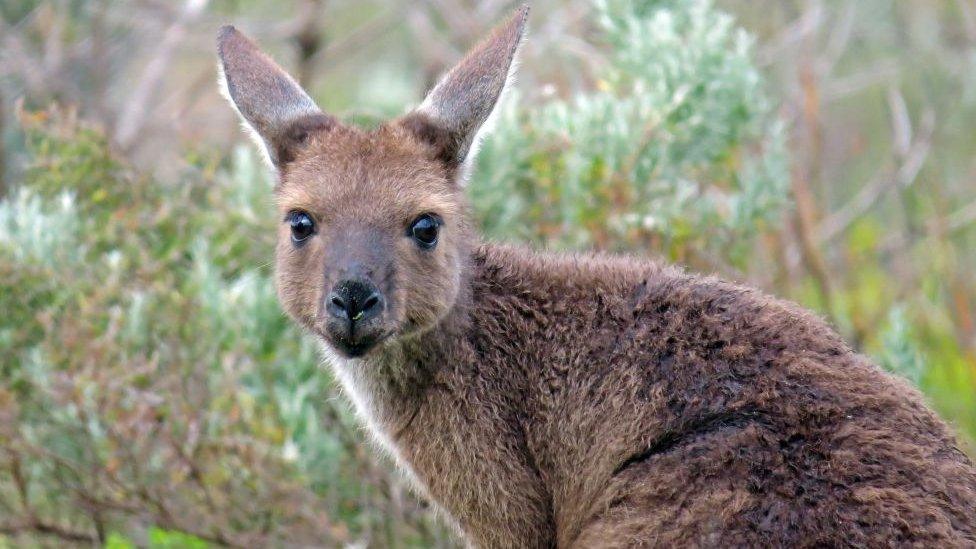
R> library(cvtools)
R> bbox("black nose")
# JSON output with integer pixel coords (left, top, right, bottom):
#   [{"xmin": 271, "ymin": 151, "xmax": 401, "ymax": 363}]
[{"xmin": 326, "ymin": 279, "xmax": 384, "ymax": 323}]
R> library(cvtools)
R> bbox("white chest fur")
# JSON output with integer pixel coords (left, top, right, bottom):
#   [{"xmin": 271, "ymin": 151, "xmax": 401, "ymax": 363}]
[{"xmin": 319, "ymin": 344, "xmax": 426, "ymax": 494}]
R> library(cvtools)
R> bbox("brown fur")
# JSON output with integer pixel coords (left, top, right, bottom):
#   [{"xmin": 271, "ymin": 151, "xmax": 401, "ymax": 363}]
[{"xmin": 218, "ymin": 8, "xmax": 976, "ymax": 548}]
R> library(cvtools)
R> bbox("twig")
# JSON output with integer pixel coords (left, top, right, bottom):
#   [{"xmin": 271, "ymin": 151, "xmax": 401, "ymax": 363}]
[
  {"xmin": 821, "ymin": 60, "xmax": 901, "ymax": 102},
  {"xmin": 114, "ymin": 0, "xmax": 209, "ymax": 150},
  {"xmin": 820, "ymin": 2, "xmax": 857, "ymax": 72},
  {"xmin": 0, "ymin": 19, "xmax": 48, "ymax": 93},
  {"xmin": 792, "ymin": 167, "xmax": 836, "ymax": 319},
  {"xmin": 314, "ymin": 8, "xmax": 404, "ymax": 68},
  {"xmin": 946, "ymin": 200, "xmax": 976, "ymax": 234},
  {"xmin": 427, "ymin": 0, "xmax": 481, "ymax": 43},
  {"xmin": 0, "ymin": 519, "xmax": 98, "ymax": 544},
  {"xmin": 293, "ymin": 0, "xmax": 327, "ymax": 87},
  {"xmin": 0, "ymin": 87, "xmax": 5, "ymax": 197},
  {"xmin": 957, "ymin": 0, "xmax": 976, "ymax": 42},
  {"xmin": 757, "ymin": 2, "xmax": 824, "ymax": 66},
  {"xmin": 816, "ymin": 99, "xmax": 934, "ymax": 244},
  {"xmin": 888, "ymin": 86, "xmax": 912, "ymax": 156}
]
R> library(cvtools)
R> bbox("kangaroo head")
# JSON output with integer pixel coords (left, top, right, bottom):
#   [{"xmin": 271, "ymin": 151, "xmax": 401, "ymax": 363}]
[{"xmin": 218, "ymin": 7, "xmax": 527, "ymax": 358}]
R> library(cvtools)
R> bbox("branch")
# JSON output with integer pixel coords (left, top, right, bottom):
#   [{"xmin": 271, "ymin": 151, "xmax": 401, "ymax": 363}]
[
  {"xmin": 821, "ymin": 60, "xmax": 901, "ymax": 102},
  {"xmin": 957, "ymin": 0, "xmax": 976, "ymax": 42},
  {"xmin": 113, "ymin": 0, "xmax": 208, "ymax": 150},
  {"xmin": 293, "ymin": 0, "xmax": 327, "ymax": 87},
  {"xmin": 946, "ymin": 200, "xmax": 976, "ymax": 235},
  {"xmin": 820, "ymin": 2, "xmax": 857, "ymax": 72},
  {"xmin": 314, "ymin": 8, "xmax": 404, "ymax": 67},
  {"xmin": 0, "ymin": 519, "xmax": 98, "ymax": 544},
  {"xmin": 816, "ymin": 93, "xmax": 934, "ymax": 244},
  {"xmin": 757, "ymin": 2, "xmax": 824, "ymax": 66}
]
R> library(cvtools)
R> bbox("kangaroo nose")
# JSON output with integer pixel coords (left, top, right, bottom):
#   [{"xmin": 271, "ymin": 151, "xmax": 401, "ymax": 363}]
[{"xmin": 326, "ymin": 279, "xmax": 384, "ymax": 323}]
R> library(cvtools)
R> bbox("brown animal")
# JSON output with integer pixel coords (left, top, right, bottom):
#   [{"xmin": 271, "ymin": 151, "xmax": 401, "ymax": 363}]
[{"xmin": 217, "ymin": 7, "xmax": 976, "ymax": 548}]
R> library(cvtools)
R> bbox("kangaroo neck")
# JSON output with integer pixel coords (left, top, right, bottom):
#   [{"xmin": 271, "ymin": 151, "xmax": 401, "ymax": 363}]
[{"xmin": 326, "ymin": 242, "xmax": 480, "ymax": 442}]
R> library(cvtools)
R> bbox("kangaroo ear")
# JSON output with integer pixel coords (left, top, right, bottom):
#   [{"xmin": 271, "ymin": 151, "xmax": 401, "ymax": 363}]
[
  {"xmin": 399, "ymin": 5, "xmax": 528, "ymax": 177},
  {"xmin": 217, "ymin": 25, "xmax": 335, "ymax": 168}
]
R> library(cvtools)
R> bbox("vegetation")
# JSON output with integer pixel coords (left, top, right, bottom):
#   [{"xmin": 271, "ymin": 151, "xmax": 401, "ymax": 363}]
[
  {"xmin": 1, "ymin": 112, "xmax": 425, "ymax": 546},
  {"xmin": 0, "ymin": 0, "xmax": 974, "ymax": 546}
]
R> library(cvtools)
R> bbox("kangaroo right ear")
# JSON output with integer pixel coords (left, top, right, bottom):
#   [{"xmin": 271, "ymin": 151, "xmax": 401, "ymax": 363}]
[
  {"xmin": 217, "ymin": 25, "xmax": 335, "ymax": 169},
  {"xmin": 399, "ymin": 6, "xmax": 528, "ymax": 179}
]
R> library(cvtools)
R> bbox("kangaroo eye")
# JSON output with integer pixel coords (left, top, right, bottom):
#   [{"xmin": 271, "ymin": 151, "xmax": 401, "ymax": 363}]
[
  {"xmin": 409, "ymin": 214, "xmax": 441, "ymax": 249},
  {"xmin": 287, "ymin": 211, "xmax": 315, "ymax": 243}
]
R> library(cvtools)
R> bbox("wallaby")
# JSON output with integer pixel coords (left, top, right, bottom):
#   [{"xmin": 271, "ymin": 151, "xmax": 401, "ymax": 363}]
[{"xmin": 217, "ymin": 7, "xmax": 976, "ymax": 547}]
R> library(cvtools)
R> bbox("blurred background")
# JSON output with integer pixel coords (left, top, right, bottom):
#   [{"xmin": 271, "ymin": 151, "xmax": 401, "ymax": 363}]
[{"xmin": 1, "ymin": 0, "xmax": 975, "ymax": 546}]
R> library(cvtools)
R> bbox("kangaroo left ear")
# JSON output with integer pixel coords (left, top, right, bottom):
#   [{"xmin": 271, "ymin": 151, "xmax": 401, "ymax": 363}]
[
  {"xmin": 399, "ymin": 5, "xmax": 528, "ymax": 178},
  {"xmin": 217, "ymin": 25, "xmax": 335, "ymax": 169}
]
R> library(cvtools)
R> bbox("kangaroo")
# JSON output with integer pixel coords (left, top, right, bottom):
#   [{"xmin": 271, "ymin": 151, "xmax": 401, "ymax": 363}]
[{"xmin": 217, "ymin": 7, "xmax": 976, "ymax": 547}]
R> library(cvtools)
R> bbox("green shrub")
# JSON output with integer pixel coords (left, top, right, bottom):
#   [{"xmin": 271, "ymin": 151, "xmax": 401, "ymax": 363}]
[
  {"xmin": 0, "ymin": 113, "xmax": 440, "ymax": 546},
  {"xmin": 472, "ymin": 0, "xmax": 789, "ymax": 267},
  {"xmin": 5, "ymin": 0, "xmax": 972, "ymax": 546}
]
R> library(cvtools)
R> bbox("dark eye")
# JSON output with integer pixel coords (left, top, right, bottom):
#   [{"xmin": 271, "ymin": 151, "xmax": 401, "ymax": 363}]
[
  {"xmin": 409, "ymin": 214, "xmax": 441, "ymax": 249},
  {"xmin": 287, "ymin": 211, "xmax": 315, "ymax": 243}
]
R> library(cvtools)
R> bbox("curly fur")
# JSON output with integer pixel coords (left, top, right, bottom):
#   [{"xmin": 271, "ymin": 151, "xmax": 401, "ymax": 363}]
[{"xmin": 357, "ymin": 245, "xmax": 976, "ymax": 547}]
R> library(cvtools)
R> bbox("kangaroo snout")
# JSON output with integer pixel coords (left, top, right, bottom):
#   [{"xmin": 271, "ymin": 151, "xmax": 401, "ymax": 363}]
[
  {"xmin": 327, "ymin": 279, "xmax": 384, "ymax": 323},
  {"xmin": 322, "ymin": 275, "xmax": 389, "ymax": 358}
]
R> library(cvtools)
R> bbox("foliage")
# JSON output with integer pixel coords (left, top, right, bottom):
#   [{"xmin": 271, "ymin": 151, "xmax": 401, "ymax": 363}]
[
  {"xmin": 105, "ymin": 528, "xmax": 209, "ymax": 549},
  {"xmin": 0, "ymin": 111, "xmax": 442, "ymax": 546},
  {"xmin": 473, "ymin": 0, "xmax": 788, "ymax": 266},
  {"xmin": 1, "ymin": 0, "xmax": 975, "ymax": 546}
]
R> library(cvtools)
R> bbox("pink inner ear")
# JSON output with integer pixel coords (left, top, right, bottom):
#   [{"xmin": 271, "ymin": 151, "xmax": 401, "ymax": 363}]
[
  {"xmin": 409, "ymin": 5, "xmax": 529, "ymax": 167},
  {"xmin": 217, "ymin": 25, "xmax": 325, "ymax": 167}
]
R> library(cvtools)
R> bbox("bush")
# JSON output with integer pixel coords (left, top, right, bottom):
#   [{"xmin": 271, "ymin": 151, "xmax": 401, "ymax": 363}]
[
  {"xmin": 5, "ymin": 0, "xmax": 972, "ymax": 547},
  {"xmin": 472, "ymin": 0, "xmax": 788, "ymax": 267},
  {"xmin": 0, "ymin": 111, "xmax": 443, "ymax": 546}
]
